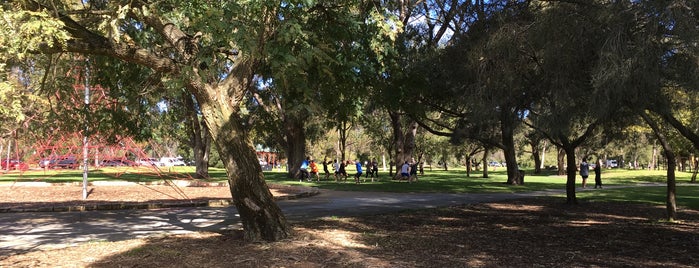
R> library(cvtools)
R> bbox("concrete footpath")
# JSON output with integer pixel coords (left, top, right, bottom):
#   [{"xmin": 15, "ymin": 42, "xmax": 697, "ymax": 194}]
[{"xmin": 0, "ymin": 188, "xmax": 568, "ymax": 256}]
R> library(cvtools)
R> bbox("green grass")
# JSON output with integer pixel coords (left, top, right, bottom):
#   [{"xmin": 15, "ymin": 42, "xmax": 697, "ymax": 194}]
[{"xmin": 2, "ymin": 166, "xmax": 697, "ymax": 209}]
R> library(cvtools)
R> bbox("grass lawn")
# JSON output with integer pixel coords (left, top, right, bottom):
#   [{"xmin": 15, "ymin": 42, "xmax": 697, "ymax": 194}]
[{"xmin": 2, "ymin": 165, "xmax": 697, "ymax": 208}]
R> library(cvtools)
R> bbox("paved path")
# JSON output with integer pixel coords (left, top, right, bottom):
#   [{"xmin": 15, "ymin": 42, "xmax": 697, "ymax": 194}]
[{"xmin": 0, "ymin": 188, "xmax": 570, "ymax": 256}]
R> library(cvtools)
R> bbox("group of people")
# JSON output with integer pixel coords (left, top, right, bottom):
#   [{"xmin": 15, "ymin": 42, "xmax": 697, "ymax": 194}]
[
  {"xmin": 399, "ymin": 159, "xmax": 419, "ymax": 183},
  {"xmin": 579, "ymin": 157, "xmax": 603, "ymax": 189},
  {"xmin": 299, "ymin": 157, "xmax": 374, "ymax": 184},
  {"xmin": 300, "ymin": 156, "xmax": 426, "ymax": 184}
]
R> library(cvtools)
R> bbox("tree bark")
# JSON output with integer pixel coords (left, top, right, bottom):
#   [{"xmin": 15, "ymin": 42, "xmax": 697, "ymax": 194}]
[
  {"xmin": 562, "ymin": 144, "xmax": 578, "ymax": 205},
  {"xmin": 557, "ymin": 147, "xmax": 566, "ymax": 176},
  {"xmin": 642, "ymin": 112, "xmax": 677, "ymax": 221},
  {"xmin": 194, "ymin": 79, "xmax": 291, "ymax": 241},
  {"xmin": 499, "ymin": 111, "xmax": 520, "ymax": 184},
  {"xmin": 531, "ymin": 140, "xmax": 542, "ymax": 174},
  {"xmin": 184, "ymin": 92, "xmax": 210, "ymax": 178},
  {"xmin": 283, "ymin": 117, "xmax": 306, "ymax": 179},
  {"xmin": 482, "ymin": 147, "xmax": 489, "ymax": 178}
]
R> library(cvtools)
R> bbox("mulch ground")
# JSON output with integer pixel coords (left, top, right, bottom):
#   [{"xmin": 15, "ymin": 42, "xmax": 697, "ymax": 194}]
[{"xmin": 1, "ymin": 185, "xmax": 698, "ymax": 267}]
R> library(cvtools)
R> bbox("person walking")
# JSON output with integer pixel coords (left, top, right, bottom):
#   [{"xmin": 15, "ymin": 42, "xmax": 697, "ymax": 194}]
[
  {"xmin": 309, "ymin": 159, "xmax": 320, "ymax": 182},
  {"xmin": 594, "ymin": 159, "xmax": 603, "ymax": 189},
  {"xmin": 322, "ymin": 158, "xmax": 331, "ymax": 181},
  {"xmin": 338, "ymin": 160, "xmax": 348, "ymax": 182},
  {"xmin": 354, "ymin": 160, "xmax": 363, "ymax": 184},
  {"xmin": 579, "ymin": 157, "xmax": 590, "ymax": 188}
]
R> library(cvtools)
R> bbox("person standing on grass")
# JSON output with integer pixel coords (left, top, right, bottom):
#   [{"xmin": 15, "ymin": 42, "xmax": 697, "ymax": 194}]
[
  {"xmin": 322, "ymin": 158, "xmax": 331, "ymax": 181},
  {"xmin": 401, "ymin": 161, "xmax": 411, "ymax": 182},
  {"xmin": 409, "ymin": 158, "xmax": 419, "ymax": 183},
  {"xmin": 594, "ymin": 159, "xmax": 603, "ymax": 189},
  {"xmin": 354, "ymin": 160, "xmax": 363, "ymax": 184},
  {"xmin": 338, "ymin": 160, "xmax": 348, "ymax": 182},
  {"xmin": 299, "ymin": 157, "xmax": 310, "ymax": 182},
  {"xmin": 370, "ymin": 158, "xmax": 379, "ymax": 181},
  {"xmin": 333, "ymin": 159, "xmax": 340, "ymax": 181},
  {"xmin": 309, "ymin": 159, "xmax": 320, "ymax": 181},
  {"xmin": 579, "ymin": 157, "xmax": 590, "ymax": 188}
]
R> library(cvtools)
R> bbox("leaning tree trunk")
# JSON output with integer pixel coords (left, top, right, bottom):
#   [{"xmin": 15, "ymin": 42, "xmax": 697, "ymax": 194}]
[{"xmin": 192, "ymin": 77, "xmax": 291, "ymax": 242}]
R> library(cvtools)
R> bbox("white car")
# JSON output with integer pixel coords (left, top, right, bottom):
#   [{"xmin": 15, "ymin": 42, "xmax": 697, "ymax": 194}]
[{"xmin": 159, "ymin": 157, "xmax": 186, "ymax": 166}]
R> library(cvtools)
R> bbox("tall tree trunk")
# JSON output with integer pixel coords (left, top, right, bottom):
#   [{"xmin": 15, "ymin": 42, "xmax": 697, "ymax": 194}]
[
  {"xmin": 284, "ymin": 117, "xmax": 306, "ymax": 179},
  {"xmin": 531, "ymin": 140, "xmax": 542, "ymax": 174},
  {"xmin": 691, "ymin": 156, "xmax": 698, "ymax": 183},
  {"xmin": 338, "ymin": 120, "xmax": 349, "ymax": 162},
  {"xmin": 642, "ymin": 112, "xmax": 677, "ymax": 221},
  {"xmin": 466, "ymin": 155, "xmax": 472, "ymax": 177},
  {"xmin": 502, "ymin": 123, "xmax": 519, "ymax": 184},
  {"xmin": 184, "ymin": 93, "xmax": 209, "ymax": 178},
  {"xmin": 482, "ymin": 147, "xmax": 489, "ymax": 178},
  {"xmin": 557, "ymin": 147, "xmax": 566, "ymax": 176},
  {"xmin": 562, "ymin": 144, "xmax": 578, "ymax": 205}
]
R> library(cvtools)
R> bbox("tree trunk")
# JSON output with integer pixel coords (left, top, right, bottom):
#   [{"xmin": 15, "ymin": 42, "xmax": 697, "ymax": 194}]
[
  {"xmin": 390, "ymin": 112, "xmax": 419, "ymax": 178},
  {"xmin": 501, "ymin": 115, "xmax": 520, "ymax": 184},
  {"xmin": 563, "ymin": 145, "xmax": 578, "ymax": 205},
  {"xmin": 184, "ymin": 92, "xmax": 210, "ymax": 178},
  {"xmin": 284, "ymin": 117, "xmax": 306, "ymax": 179},
  {"xmin": 338, "ymin": 120, "xmax": 349, "ymax": 162},
  {"xmin": 557, "ymin": 147, "xmax": 566, "ymax": 176},
  {"xmin": 192, "ymin": 74, "xmax": 291, "ymax": 242},
  {"xmin": 642, "ymin": 112, "xmax": 677, "ymax": 221},
  {"xmin": 691, "ymin": 157, "xmax": 698, "ymax": 183},
  {"xmin": 466, "ymin": 156, "xmax": 472, "ymax": 177},
  {"xmin": 482, "ymin": 147, "xmax": 489, "ymax": 178},
  {"xmin": 531, "ymin": 140, "xmax": 542, "ymax": 174}
]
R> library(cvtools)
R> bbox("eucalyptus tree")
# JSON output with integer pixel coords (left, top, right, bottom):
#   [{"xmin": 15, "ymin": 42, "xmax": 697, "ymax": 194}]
[{"xmin": 2, "ymin": 0, "xmax": 398, "ymax": 241}]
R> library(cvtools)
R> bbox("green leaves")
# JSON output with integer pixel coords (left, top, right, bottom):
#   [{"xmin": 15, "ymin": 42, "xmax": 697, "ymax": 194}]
[{"xmin": 0, "ymin": 8, "xmax": 69, "ymax": 61}]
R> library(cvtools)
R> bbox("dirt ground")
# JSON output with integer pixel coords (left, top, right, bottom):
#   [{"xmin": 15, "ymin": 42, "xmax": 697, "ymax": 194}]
[
  {"xmin": 0, "ymin": 183, "xmax": 303, "ymax": 212},
  {"xmin": 1, "ymin": 185, "xmax": 698, "ymax": 267}
]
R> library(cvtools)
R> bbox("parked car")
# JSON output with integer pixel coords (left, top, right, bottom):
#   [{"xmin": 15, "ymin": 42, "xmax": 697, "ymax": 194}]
[
  {"xmin": 137, "ymin": 158, "xmax": 160, "ymax": 166},
  {"xmin": 159, "ymin": 157, "xmax": 186, "ymax": 167},
  {"xmin": 54, "ymin": 157, "xmax": 78, "ymax": 169},
  {"xmin": 100, "ymin": 159, "xmax": 133, "ymax": 167},
  {"xmin": 40, "ymin": 156, "xmax": 78, "ymax": 169},
  {"xmin": 0, "ymin": 159, "xmax": 29, "ymax": 171}
]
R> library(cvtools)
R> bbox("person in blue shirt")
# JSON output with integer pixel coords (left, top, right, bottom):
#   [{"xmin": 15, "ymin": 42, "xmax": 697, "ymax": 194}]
[
  {"xmin": 299, "ymin": 157, "xmax": 310, "ymax": 182},
  {"xmin": 354, "ymin": 160, "xmax": 363, "ymax": 184}
]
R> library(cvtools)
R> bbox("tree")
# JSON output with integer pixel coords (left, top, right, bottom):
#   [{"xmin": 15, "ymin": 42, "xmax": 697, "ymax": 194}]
[{"xmin": 2, "ymin": 0, "xmax": 397, "ymax": 241}]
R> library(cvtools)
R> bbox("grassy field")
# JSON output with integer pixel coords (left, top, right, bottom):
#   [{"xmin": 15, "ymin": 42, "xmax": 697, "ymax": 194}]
[{"xmin": 1, "ymin": 165, "xmax": 698, "ymax": 208}]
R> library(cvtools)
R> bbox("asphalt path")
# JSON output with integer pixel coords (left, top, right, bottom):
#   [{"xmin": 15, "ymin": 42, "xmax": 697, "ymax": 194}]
[{"xmin": 0, "ymin": 188, "xmax": 567, "ymax": 256}]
